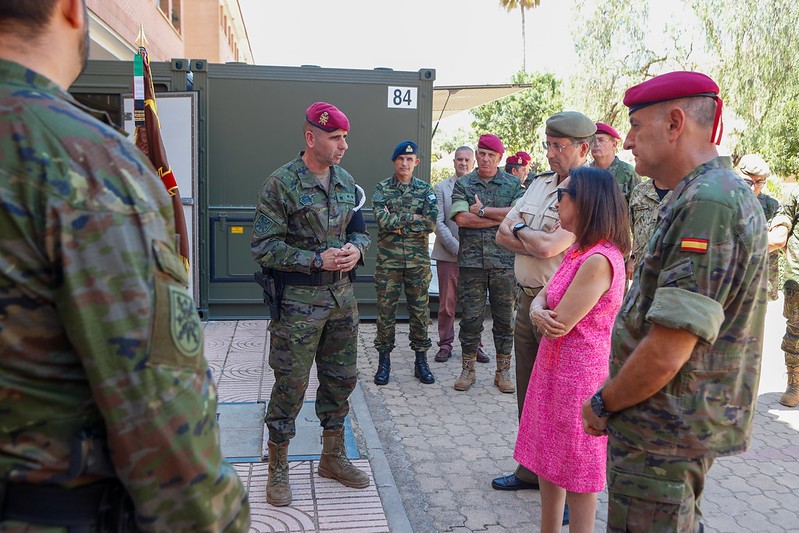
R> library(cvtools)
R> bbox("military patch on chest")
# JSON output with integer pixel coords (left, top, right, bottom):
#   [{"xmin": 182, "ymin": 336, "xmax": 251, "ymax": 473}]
[
  {"xmin": 169, "ymin": 285, "xmax": 203, "ymax": 357},
  {"xmin": 681, "ymin": 238, "xmax": 708, "ymax": 253},
  {"xmin": 300, "ymin": 194, "xmax": 314, "ymax": 206},
  {"xmin": 337, "ymin": 192, "xmax": 355, "ymax": 204},
  {"xmin": 254, "ymin": 213, "xmax": 275, "ymax": 235}
]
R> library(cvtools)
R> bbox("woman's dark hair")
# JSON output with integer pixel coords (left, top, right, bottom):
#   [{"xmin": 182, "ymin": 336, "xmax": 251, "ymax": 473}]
[{"xmin": 566, "ymin": 166, "xmax": 631, "ymax": 255}]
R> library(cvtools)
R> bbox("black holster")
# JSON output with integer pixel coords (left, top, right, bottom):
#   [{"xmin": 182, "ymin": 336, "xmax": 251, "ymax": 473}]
[{"xmin": 254, "ymin": 267, "xmax": 283, "ymax": 320}]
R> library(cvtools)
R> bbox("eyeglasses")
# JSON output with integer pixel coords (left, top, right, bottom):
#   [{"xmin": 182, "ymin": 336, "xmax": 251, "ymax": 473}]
[
  {"xmin": 556, "ymin": 187, "xmax": 574, "ymax": 202},
  {"xmin": 743, "ymin": 178, "xmax": 767, "ymax": 187},
  {"xmin": 542, "ymin": 141, "xmax": 578, "ymax": 153},
  {"xmin": 594, "ymin": 138, "xmax": 615, "ymax": 146}
]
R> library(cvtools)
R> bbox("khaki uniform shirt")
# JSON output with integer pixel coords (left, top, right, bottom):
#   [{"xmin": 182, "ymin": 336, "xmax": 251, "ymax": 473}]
[
  {"xmin": 609, "ymin": 157, "xmax": 768, "ymax": 458},
  {"xmin": 506, "ymin": 171, "xmax": 566, "ymax": 288}
]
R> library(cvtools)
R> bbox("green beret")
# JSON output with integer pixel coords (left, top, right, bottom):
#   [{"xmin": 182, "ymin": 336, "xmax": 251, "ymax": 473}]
[{"xmin": 545, "ymin": 111, "xmax": 597, "ymax": 138}]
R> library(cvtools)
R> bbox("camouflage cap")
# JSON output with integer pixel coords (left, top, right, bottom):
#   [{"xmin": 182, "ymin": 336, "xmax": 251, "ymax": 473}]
[
  {"xmin": 738, "ymin": 154, "xmax": 771, "ymax": 177},
  {"xmin": 545, "ymin": 111, "xmax": 596, "ymax": 138}
]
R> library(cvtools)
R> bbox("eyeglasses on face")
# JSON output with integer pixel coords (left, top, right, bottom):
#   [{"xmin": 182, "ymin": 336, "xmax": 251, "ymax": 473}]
[
  {"xmin": 542, "ymin": 141, "xmax": 579, "ymax": 153},
  {"xmin": 556, "ymin": 187, "xmax": 574, "ymax": 202},
  {"xmin": 594, "ymin": 137, "xmax": 615, "ymax": 146},
  {"xmin": 743, "ymin": 178, "xmax": 767, "ymax": 187}
]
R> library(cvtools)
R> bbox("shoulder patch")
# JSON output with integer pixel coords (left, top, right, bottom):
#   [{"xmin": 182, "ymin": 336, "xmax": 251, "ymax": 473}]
[
  {"xmin": 254, "ymin": 213, "xmax": 275, "ymax": 235},
  {"xmin": 169, "ymin": 285, "xmax": 203, "ymax": 357},
  {"xmin": 428, "ymin": 193, "xmax": 437, "ymax": 203},
  {"xmin": 681, "ymin": 238, "xmax": 708, "ymax": 253}
]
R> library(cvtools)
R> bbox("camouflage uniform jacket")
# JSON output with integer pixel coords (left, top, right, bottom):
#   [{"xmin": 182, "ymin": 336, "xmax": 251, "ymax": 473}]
[
  {"xmin": 609, "ymin": 156, "xmax": 767, "ymax": 459},
  {"xmin": 251, "ymin": 156, "xmax": 370, "ymax": 305},
  {"xmin": 771, "ymin": 189, "xmax": 799, "ymax": 282},
  {"xmin": 594, "ymin": 156, "xmax": 642, "ymax": 203},
  {"xmin": 450, "ymin": 170, "xmax": 524, "ymax": 269},
  {"xmin": 628, "ymin": 178, "xmax": 672, "ymax": 272},
  {"xmin": 758, "ymin": 193, "xmax": 779, "ymax": 223},
  {"xmin": 0, "ymin": 59, "xmax": 249, "ymax": 530},
  {"xmin": 372, "ymin": 175, "xmax": 437, "ymax": 269}
]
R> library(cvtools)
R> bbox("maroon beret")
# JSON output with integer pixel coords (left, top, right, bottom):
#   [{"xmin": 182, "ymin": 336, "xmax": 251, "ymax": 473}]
[
  {"xmin": 506, "ymin": 151, "xmax": 531, "ymax": 165},
  {"xmin": 306, "ymin": 101, "xmax": 350, "ymax": 132},
  {"xmin": 623, "ymin": 71, "xmax": 723, "ymax": 144},
  {"xmin": 477, "ymin": 134, "xmax": 504, "ymax": 155},
  {"xmin": 595, "ymin": 122, "xmax": 621, "ymax": 139}
]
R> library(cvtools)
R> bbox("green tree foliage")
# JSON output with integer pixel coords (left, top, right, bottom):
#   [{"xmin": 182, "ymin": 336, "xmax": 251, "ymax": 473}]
[
  {"xmin": 499, "ymin": 0, "xmax": 542, "ymax": 72},
  {"xmin": 690, "ymin": 0, "xmax": 799, "ymax": 177},
  {"xmin": 567, "ymin": 1, "xmax": 700, "ymax": 132},
  {"xmin": 471, "ymin": 70, "xmax": 563, "ymax": 171}
]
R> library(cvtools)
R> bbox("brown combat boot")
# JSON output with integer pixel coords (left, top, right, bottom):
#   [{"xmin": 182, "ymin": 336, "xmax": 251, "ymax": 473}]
[
  {"xmin": 267, "ymin": 440, "xmax": 292, "ymax": 506},
  {"xmin": 318, "ymin": 428, "xmax": 370, "ymax": 488},
  {"xmin": 454, "ymin": 353, "xmax": 477, "ymax": 391},
  {"xmin": 494, "ymin": 353, "xmax": 515, "ymax": 393},
  {"xmin": 780, "ymin": 365, "xmax": 799, "ymax": 407}
]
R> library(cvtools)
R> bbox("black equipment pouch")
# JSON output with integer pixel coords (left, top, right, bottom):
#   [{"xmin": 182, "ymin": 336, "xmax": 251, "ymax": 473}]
[{"xmin": 254, "ymin": 267, "xmax": 282, "ymax": 320}]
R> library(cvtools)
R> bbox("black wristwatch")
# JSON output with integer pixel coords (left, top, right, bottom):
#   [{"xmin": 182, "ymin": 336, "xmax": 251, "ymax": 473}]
[
  {"xmin": 512, "ymin": 222, "xmax": 528, "ymax": 238},
  {"xmin": 591, "ymin": 389, "xmax": 612, "ymax": 418},
  {"xmin": 477, "ymin": 206, "xmax": 486, "ymax": 218},
  {"xmin": 312, "ymin": 252, "xmax": 323, "ymax": 271}
]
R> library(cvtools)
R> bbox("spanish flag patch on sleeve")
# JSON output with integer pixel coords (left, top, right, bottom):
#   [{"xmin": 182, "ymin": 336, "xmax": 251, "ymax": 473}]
[{"xmin": 681, "ymin": 238, "xmax": 709, "ymax": 253}]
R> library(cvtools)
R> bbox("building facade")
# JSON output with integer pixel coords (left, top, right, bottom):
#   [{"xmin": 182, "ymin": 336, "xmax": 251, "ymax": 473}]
[{"xmin": 87, "ymin": 0, "xmax": 253, "ymax": 64}]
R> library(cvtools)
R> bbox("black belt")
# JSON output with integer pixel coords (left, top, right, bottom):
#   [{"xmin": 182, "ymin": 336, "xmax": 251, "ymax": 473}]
[
  {"xmin": 279, "ymin": 270, "xmax": 349, "ymax": 286},
  {"xmin": 0, "ymin": 480, "xmax": 136, "ymax": 531}
]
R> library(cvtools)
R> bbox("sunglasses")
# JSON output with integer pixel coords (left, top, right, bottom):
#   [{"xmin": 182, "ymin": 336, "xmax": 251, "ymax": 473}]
[{"xmin": 556, "ymin": 187, "xmax": 574, "ymax": 202}]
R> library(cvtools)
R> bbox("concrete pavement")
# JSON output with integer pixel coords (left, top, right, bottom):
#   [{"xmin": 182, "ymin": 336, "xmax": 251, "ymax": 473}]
[{"xmin": 215, "ymin": 294, "xmax": 799, "ymax": 532}]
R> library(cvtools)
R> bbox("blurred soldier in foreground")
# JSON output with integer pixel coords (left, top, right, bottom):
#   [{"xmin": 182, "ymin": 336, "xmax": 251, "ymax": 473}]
[
  {"xmin": 252, "ymin": 101, "xmax": 371, "ymax": 506},
  {"xmin": 0, "ymin": 0, "xmax": 249, "ymax": 530},
  {"xmin": 372, "ymin": 141, "xmax": 437, "ymax": 385},
  {"xmin": 450, "ymin": 134, "xmax": 524, "ymax": 392},
  {"xmin": 590, "ymin": 122, "xmax": 641, "ymax": 205},
  {"xmin": 582, "ymin": 71, "xmax": 767, "ymax": 532}
]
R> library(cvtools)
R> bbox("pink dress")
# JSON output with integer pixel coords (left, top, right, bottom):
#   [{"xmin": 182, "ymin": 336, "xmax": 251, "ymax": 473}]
[{"xmin": 514, "ymin": 240, "xmax": 625, "ymax": 493}]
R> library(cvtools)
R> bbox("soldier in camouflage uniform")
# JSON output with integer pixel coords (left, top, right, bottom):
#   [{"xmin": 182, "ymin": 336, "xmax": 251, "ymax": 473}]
[
  {"xmin": 372, "ymin": 141, "xmax": 437, "ymax": 385},
  {"xmin": 582, "ymin": 72, "xmax": 767, "ymax": 532},
  {"xmin": 591, "ymin": 122, "xmax": 642, "ymax": 205},
  {"xmin": 0, "ymin": 2, "xmax": 249, "ymax": 530},
  {"xmin": 738, "ymin": 154, "xmax": 781, "ymax": 301},
  {"xmin": 450, "ymin": 134, "xmax": 524, "ymax": 392},
  {"xmin": 627, "ymin": 178, "xmax": 672, "ymax": 278},
  {"xmin": 251, "ymin": 102, "xmax": 371, "ymax": 507}
]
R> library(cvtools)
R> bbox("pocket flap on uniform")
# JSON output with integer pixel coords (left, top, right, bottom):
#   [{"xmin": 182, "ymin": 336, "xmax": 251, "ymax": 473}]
[
  {"xmin": 153, "ymin": 239, "xmax": 189, "ymax": 288},
  {"xmin": 608, "ymin": 469, "xmax": 688, "ymax": 504}
]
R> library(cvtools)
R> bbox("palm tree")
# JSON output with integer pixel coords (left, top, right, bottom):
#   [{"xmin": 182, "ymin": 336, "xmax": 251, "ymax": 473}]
[{"xmin": 499, "ymin": 0, "xmax": 542, "ymax": 72}]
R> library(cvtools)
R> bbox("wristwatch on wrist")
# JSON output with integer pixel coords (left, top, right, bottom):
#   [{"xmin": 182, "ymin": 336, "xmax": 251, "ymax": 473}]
[
  {"xmin": 477, "ymin": 206, "xmax": 485, "ymax": 218},
  {"xmin": 512, "ymin": 222, "xmax": 528, "ymax": 238},
  {"xmin": 591, "ymin": 389, "xmax": 612, "ymax": 418},
  {"xmin": 312, "ymin": 252, "xmax": 323, "ymax": 271}
]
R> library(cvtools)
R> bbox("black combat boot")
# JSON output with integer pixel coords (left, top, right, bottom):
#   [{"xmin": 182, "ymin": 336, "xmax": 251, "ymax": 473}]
[
  {"xmin": 374, "ymin": 351, "xmax": 390, "ymax": 385},
  {"xmin": 414, "ymin": 351, "xmax": 435, "ymax": 384}
]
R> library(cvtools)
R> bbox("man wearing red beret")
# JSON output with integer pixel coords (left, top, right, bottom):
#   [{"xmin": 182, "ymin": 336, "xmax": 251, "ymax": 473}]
[
  {"xmin": 590, "ymin": 122, "xmax": 641, "ymax": 205},
  {"xmin": 504, "ymin": 151, "xmax": 533, "ymax": 187},
  {"xmin": 450, "ymin": 134, "xmax": 524, "ymax": 393},
  {"xmin": 252, "ymin": 101, "xmax": 371, "ymax": 506},
  {"xmin": 581, "ymin": 72, "xmax": 768, "ymax": 532}
]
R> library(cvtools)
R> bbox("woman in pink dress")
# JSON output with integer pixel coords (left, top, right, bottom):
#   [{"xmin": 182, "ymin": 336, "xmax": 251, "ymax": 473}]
[{"xmin": 514, "ymin": 166, "xmax": 630, "ymax": 533}]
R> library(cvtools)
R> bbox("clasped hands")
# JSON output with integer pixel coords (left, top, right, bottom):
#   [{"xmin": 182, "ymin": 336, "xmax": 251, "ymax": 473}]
[{"xmin": 319, "ymin": 243, "xmax": 361, "ymax": 272}]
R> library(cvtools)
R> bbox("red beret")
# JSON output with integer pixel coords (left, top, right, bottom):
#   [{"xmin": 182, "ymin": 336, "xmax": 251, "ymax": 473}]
[
  {"xmin": 306, "ymin": 101, "xmax": 350, "ymax": 132},
  {"xmin": 623, "ymin": 71, "xmax": 723, "ymax": 145},
  {"xmin": 477, "ymin": 134, "xmax": 504, "ymax": 155},
  {"xmin": 595, "ymin": 122, "xmax": 621, "ymax": 139},
  {"xmin": 506, "ymin": 151, "xmax": 531, "ymax": 166}
]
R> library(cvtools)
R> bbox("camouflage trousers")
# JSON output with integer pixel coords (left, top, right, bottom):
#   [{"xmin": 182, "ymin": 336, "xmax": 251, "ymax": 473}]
[
  {"xmin": 782, "ymin": 279, "xmax": 799, "ymax": 362},
  {"xmin": 607, "ymin": 436, "xmax": 713, "ymax": 533},
  {"xmin": 768, "ymin": 250, "xmax": 780, "ymax": 301},
  {"xmin": 457, "ymin": 267, "xmax": 516, "ymax": 355},
  {"xmin": 374, "ymin": 265, "xmax": 432, "ymax": 353},
  {"xmin": 266, "ymin": 283, "xmax": 359, "ymax": 443}
]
